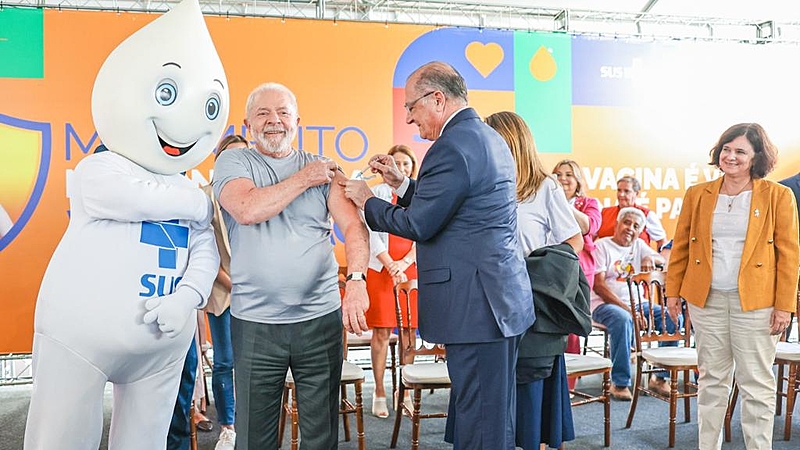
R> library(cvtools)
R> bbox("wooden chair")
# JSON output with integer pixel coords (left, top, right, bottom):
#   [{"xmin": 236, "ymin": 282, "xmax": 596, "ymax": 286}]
[
  {"xmin": 390, "ymin": 280, "xmax": 450, "ymax": 450},
  {"xmin": 774, "ymin": 341, "xmax": 800, "ymax": 441},
  {"xmin": 277, "ymin": 332, "xmax": 366, "ymax": 450},
  {"xmin": 582, "ymin": 321, "xmax": 610, "ymax": 358},
  {"xmin": 565, "ymin": 353, "xmax": 612, "ymax": 447},
  {"xmin": 346, "ymin": 330, "xmax": 399, "ymax": 397},
  {"xmin": 724, "ymin": 337, "xmax": 800, "ymax": 442},
  {"xmin": 624, "ymin": 271, "xmax": 698, "ymax": 448},
  {"xmin": 189, "ymin": 401, "xmax": 198, "ymax": 450}
]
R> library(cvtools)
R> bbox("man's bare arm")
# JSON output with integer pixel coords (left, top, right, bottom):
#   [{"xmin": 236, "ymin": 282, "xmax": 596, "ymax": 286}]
[
  {"xmin": 329, "ymin": 170, "xmax": 370, "ymax": 334},
  {"xmin": 593, "ymin": 273, "xmax": 630, "ymax": 311}
]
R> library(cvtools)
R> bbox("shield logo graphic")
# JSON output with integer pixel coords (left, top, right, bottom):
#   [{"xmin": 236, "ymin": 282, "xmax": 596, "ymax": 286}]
[{"xmin": 0, "ymin": 113, "xmax": 51, "ymax": 252}]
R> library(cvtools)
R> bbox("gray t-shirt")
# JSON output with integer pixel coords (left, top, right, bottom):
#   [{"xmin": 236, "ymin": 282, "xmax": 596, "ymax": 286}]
[{"xmin": 213, "ymin": 148, "xmax": 340, "ymax": 324}]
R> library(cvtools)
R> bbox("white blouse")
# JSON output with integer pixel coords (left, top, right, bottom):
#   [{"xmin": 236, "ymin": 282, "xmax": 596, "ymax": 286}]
[
  {"xmin": 516, "ymin": 176, "xmax": 581, "ymax": 257},
  {"xmin": 711, "ymin": 191, "xmax": 751, "ymax": 291}
]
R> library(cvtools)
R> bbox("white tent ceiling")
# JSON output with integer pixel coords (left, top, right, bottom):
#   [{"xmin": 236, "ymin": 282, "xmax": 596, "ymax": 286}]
[
  {"xmin": 4, "ymin": 0, "xmax": 800, "ymax": 42},
  {"xmin": 480, "ymin": 0, "xmax": 800, "ymax": 22}
]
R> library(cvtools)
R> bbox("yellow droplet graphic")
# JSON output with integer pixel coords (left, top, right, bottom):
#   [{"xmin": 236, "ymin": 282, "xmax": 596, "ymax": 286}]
[{"xmin": 530, "ymin": 46, "xmax": 557, "ymax": 82}]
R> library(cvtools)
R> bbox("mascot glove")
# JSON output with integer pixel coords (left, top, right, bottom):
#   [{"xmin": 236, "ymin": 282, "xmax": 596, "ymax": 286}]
[{"xmin": 142, "ymin": 287, "xmax": 202, "ymax": 338}]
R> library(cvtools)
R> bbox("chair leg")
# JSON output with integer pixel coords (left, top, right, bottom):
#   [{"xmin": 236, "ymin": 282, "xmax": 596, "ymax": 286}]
[
  {"xmin": 291, "ymin": 388, "xmax": 299, "ymax": 450},
  {"xmin": 411, "ymin": 389, "xmax": 422, "ymax": 450},
  {"xmin": 189, "ymin": 400, "xmax": 198, "ymax": 450},
  {"xmin": 390, "ymin": 383, "xmax": 405, "ymax": 449},
  {"xmin": 390, "ymin": 342, "xmax": 397, "ymax": 399},
  {"xmin": 724, "ymin": 383, "xmax": 739, "ymax": 443},
  {"xmin": 625, "ymin": 360, "xmax": 643, "ymax": 429},
  {"xmin": 341, "ymin": 384, "xmax": 351, "ymax": 442},
  {"xmin": 784, "ymin": 363, "xmax": 797, "ymax": 441},
  {"xmin": 278, "ymin": 386, "xmax": 288, "ymax": 448},
  {"xmin": 355, "ymin": 380, "xmax": 365, "ymax": 450},
  {"xmin": 683, "ymin": 370, "xmax": 691, "ymax": 423},
  {"xmin": 603, "ymin": 369, "xmax": 611, "ymax": 448},
  {"xmin": 777, "ymin": 363, "xmax": 785, "ymax": 415},
  {"xmin": 668, "ymin": 375, "xmax": 678, "ymax": 448}
]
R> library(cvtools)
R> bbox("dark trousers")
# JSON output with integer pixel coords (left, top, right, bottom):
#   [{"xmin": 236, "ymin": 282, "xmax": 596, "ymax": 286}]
[
  {"xmin": 444, "ymin": 335, "xmax": 520, "ymax": 450},
  {"xmin": 167, "ymin": 339, "xmax": 197, "ymax": 450},
  {"xmin": 231, "ymin": 309, "xmax": 343, "ymax": 450}
]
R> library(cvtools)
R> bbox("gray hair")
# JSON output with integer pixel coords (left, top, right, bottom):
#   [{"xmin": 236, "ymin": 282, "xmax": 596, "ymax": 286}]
[
  {"xmin": 617, "ymin": 176, "xmax": 641, "ymax": 193},
  {"xmin": 245, "ymin": 82, "xmax": 298, "ymax": 117},
  {"xmin": 409, "ymin": 61, "xmax": 468, "ymax": 104},
  {"xmin": 617, "ymin": 206, "xmax": 646, "ymax": 226}
]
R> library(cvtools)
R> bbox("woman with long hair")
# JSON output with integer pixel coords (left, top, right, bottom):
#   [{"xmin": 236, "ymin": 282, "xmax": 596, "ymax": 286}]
[{"xmin": 485, "ymin": 111, "xmax": 582, "ymax": 449}]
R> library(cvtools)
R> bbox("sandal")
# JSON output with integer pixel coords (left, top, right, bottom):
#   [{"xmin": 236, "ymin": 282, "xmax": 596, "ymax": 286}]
[{"xmin": 372, "ymin": 395, "xmax": 389, "ymax": 418}]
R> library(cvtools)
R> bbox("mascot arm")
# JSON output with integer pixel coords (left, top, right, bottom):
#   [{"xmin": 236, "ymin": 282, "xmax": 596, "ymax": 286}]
[
  {"xmin": 176, "ymin": 221, "xmax": 219, "ymax": 309},
  {"xmin": 79, "ymin": 155, "xmax": 211, "ymax": 224},
  {"xmin": 142, "ymin": 223, "xmax": 218, "ymax": 337}
]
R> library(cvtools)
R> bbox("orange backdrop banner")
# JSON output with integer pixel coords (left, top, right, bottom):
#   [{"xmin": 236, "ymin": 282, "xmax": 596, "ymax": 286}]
[{"xmin": 2, "ymin": 9, "xmax": 800, "ymax": 352}]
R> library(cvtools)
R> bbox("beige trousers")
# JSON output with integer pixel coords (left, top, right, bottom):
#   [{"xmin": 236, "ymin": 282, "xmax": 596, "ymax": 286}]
[{"xmin": 688, "ymin": 289, "xmax": 779, "ymax": 450}]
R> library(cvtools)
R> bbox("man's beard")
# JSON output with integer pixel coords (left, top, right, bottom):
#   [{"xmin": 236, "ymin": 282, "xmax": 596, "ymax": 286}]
[{"xmin": 254, "ymin": 128, "xmax": 293, "ymax": 155}]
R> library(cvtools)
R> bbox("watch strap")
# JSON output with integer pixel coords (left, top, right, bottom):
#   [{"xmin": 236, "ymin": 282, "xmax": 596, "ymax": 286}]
[{"xmin": 346, "ymin": 271, "xmax": 367, "ymax": 282}]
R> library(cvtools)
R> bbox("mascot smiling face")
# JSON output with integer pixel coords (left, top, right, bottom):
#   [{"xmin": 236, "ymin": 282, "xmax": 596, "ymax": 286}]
[{"xmin": 91, "ymin": 0, "xmax": 229, "ymax": 175}]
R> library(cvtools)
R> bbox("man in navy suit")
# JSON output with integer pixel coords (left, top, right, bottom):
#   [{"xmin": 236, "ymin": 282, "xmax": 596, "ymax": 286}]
[
  {"xmin": 342, "ymin": 61, "xmax": 534, "ymax": 449},
  {"xmin": 780, "ymin": 173, "xmax": 800, "ymax": 337}
]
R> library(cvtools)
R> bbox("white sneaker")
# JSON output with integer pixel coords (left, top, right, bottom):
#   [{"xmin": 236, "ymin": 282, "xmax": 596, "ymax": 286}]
[{"xmin": 215, "ymin": 428, "xmax": 236, "ymax": 450}]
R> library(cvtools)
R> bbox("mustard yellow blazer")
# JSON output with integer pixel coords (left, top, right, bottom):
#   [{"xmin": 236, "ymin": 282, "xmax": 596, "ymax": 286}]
[{"xmin": 666, "ymin": 177, "xmax": 799, "ymax": 313}]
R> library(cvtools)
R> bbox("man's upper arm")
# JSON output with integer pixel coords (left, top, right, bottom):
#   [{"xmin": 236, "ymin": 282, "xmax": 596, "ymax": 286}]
[
  {"xmin": 217, "ymin": 178, "xmax": 258, "ymax": 222},
  {"xmin": 213, "ymin": 151, "xmax": 255, "ymax": 223},
  {"xmin": 329, "ymin": 170, "xmax": 363, "ymax": 231}
]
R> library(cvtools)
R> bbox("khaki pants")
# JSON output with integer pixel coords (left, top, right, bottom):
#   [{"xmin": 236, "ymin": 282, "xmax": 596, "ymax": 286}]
[{"xmin": 688, "ymin": 289, "xmax": 779, "ymax": 450}]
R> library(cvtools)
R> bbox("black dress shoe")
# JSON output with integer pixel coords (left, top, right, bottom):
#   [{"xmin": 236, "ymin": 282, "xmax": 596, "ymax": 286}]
[{"xmin": 196, "ymin": 420, "xmax": 213, "ymax": 432}]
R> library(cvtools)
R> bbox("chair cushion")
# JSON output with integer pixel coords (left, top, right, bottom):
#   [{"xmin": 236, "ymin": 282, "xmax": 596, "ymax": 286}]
[
  {"xmin": 402, "ymin": 363, "xmax": 451, "ymax": 385},
  {"xmin": 341, "ymin": 361, "xmax": 365, "ymax": 382},
  {"xmin": 776, "ymin": 342, "xmax": 800, "ymax": 362},
  {"xmin": 641, "ymin": 347, "xmax": 697, "ymax": 367},
  {"xmin": 286, "ymin": 362, "xmax": 365, "ymax": 383},
  {"xmin": 347, "ymin": 331, "xmax": 398, "ymax": 346},
  {"xmin": 564, "ymin": 354, "xmax": 612, "ymax": 375}
]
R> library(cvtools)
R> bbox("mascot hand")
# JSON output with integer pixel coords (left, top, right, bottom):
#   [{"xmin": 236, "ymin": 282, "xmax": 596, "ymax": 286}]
[{"xmin": 142, "ymin": 287, "xmax": 201, "ymax": 338}]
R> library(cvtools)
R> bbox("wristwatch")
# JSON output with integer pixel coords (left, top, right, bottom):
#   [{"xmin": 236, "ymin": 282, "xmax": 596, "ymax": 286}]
[
  {"xmin": 346, "ymin": 271, "xmax": 367, "ymax": 282},
  {"xmin": 402, "ymin": 256, "xmax": 413, "ymax": 264}
]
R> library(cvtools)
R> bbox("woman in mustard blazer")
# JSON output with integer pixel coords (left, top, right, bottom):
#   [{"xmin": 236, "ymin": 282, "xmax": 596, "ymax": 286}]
[{"xmin": 666, "ymin": 123, "xmax": 799, "ymax": 450}]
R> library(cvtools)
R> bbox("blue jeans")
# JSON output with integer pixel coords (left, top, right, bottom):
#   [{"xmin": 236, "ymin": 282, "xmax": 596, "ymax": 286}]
[
  {"xmin": 207, "ymin": 308, "xmax": 235, "ymax": 426},
  {"xmin": 592, "ymin": 302, "xmax": 677, "ymax": 387},
  {"xmin": 167, "ymin": 339, "xmax": 197, "ymax": 450}
]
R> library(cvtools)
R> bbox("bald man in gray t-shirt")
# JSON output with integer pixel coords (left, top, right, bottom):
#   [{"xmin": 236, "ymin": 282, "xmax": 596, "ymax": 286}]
[{"xmin": 213, "ymin": 83, "xmax": 369, "ymax": 450}]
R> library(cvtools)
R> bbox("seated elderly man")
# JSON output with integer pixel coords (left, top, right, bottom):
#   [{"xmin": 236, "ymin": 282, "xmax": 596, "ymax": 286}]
[{"xmin": 591, "ymin": 207, "xmax": 675, "ymax": 400}]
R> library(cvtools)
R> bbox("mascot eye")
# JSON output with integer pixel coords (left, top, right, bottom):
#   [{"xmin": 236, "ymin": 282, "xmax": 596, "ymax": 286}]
[
  {"xmin": 155, "ymin": 82, "xmax": 177, "ymax": 106},
  {"xmin": 206, "ymin": 96, "xmax": 220, "ymax": 120}
]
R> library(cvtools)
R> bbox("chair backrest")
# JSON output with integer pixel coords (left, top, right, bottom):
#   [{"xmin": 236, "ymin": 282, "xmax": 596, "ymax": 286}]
[
  {"xmin": 626, "ymin": 271, "xmax": 692, "ymax": 350},
  {"xmin": 394, "ymin": 279, "xmax": 446, "ymax": 364}
]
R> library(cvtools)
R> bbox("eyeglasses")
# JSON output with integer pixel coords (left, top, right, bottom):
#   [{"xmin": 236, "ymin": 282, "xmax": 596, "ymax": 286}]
[{"xmin": 404, "ymin": 91, "xmax": 436, "ymax": 113}]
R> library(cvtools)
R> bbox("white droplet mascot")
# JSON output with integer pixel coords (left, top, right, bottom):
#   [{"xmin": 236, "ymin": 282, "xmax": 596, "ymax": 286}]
[{"xmin": 24, "ymin": 1, "xmax": 227, "ymax": 448}]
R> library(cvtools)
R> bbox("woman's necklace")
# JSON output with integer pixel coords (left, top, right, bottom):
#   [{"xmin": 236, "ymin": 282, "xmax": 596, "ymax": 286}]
[{"xmin": 722, "ymin": 179, "xmax": 750, "ymax": 212}]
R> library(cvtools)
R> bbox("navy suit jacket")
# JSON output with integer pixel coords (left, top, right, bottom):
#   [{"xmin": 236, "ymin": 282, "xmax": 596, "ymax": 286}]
[
  {"xmin": 364, "ymin": 108, "xmax": 535, "ymax": 344},
  {"xmin": 780, "ymin": 173, "xmax": 800, "ymax": 239}
]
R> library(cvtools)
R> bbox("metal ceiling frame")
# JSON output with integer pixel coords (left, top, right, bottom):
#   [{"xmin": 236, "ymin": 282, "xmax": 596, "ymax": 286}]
[{"xmin": 2, "ymin": 0, "xmax": 800, "ymax": 44}]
